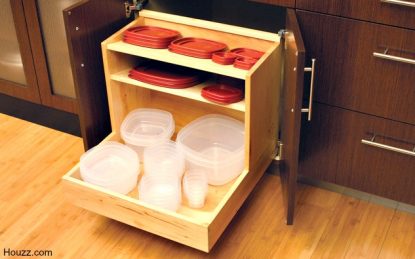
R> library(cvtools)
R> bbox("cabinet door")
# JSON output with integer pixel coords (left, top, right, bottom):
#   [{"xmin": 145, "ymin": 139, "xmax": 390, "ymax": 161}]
[
  {"xmin": 63, "ymin": 0, "xmax": 133, "ymax": 149},
  {"xmin": 0, "ymin": 0, "xmax": 40, "ymax": 103},
  {"xmin": 280, "ymin": 9, "xmax": 306, "ymax": 225}
]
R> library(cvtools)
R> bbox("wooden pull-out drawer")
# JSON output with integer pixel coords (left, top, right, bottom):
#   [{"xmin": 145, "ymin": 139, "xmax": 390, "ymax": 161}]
[
  {"xmin": 297, "ymin": 11, "xmax": 415, "ymax": 125},
  {"xmin": 296, "ymin": 0, "xmax": 415, "ymax": 30},
  {"xmin": 300, "ymin": 103, "xmax": 415, "ymax": 204}
]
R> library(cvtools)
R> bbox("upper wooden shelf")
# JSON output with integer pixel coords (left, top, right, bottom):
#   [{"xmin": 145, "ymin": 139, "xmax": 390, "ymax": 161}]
[
  {"xmin": 106, "ymin": 41, "xmax": 249, "ymax": 80},
  {"xmin": 110, "ymin": 69, "xmax": 246, "ymax": 112}
]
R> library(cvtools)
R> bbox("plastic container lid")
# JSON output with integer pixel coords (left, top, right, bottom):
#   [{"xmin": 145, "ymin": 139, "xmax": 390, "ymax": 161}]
[
  {"xmin": 230, "ymin": 48, "xmax": 265, "ymax": 60},
  {"xmin": 129, "ymin": 63, "xmax": 201, "ymax": 83},
  {"xmin": 125, "ymin": 26, "xmax": 180, "ymax": 41},
  {"xmin": 233, "ymin": 57, "xmax": 258, "ymax": 70},
  {"xmin": 201, "ymin": 84, "xmax": 243, "ymax": 104},
  {"xmin": 211, "ymin": 52, "xmax": 237, "ymax": 65},
  {"xmin": 120, "ymin": 108, "xmax": 175, "ymax": 147},
  {"xmin": 170, "ymin": 37, "xmax": 227, "ymax": 53}
]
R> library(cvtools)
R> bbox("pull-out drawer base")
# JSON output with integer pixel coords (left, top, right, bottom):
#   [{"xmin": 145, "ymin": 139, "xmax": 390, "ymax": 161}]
[{"xmin": 62, "ymin": 134, "xmax": 269, "ymax": 252}]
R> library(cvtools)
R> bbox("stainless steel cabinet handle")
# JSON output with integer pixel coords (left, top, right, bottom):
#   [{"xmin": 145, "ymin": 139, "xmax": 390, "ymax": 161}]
[
  {"xmin": 373, "ymin": 49, "xmax": 415, "ymax": 65},
  {"xmin": 380, "ymin": 0, "xmax": 415, "ymax": 8},
  {"xmin": 361, "ymin": 135, "xmax": 415, "ymax": 157},
  {"xmin": 301, "ymin": 58, "xmax": 316, "ymax": 121}
]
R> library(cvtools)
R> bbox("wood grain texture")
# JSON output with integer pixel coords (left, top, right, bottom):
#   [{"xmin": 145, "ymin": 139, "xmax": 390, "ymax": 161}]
[
  {"xmin": 296, "ymin": 0, "xmax": 415, "ymax": 30},
  {"xmin": 279, "ymin": 9, "xmax": 306, "ymax": 225},
  {"xmin": 22, "ymin": 0, "xmax": 78, "ymax": 114},
  {"xmin": 63, "ymin": 0, "xmax": 132, "ymax": 150},
  {"xmin": 300, "ymin": 103, "xmax": 415, "ymax": 205},
  {"xmin": 296, "ymin": 10, "xmax": 415, "ymax": 125},
  {"xmin": 249, "ymin": 0, "xmax": 295, "ymax": 8},
  {"xmin": 1, "ymin": 114, "xmax": 415, "ymax": 257},
  {"xmin": 0, "ymin": 0, "xmax": 41, "ymax": 103}
]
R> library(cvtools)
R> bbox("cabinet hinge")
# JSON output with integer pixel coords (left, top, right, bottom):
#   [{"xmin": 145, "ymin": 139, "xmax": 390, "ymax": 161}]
[
  {"xmin": 278, "ymin": 29, "xmax": 288, "ymax": 39},
  {"xmin": 274, "ymin": 141, "xmax": 283, "ymax": 161},
  {"xmin": 125, "ymin": 0, "xmax": 148, "ymax": 18}
]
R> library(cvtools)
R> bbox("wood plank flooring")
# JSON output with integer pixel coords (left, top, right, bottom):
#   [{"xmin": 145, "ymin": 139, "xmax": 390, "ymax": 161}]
[{"xmin": 1, "ymin": 113, "xmax": 414, "ymax": 258}]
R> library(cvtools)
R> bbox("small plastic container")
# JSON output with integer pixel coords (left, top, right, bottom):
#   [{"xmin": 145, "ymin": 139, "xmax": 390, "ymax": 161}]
[
  {"xmin": 120, "ymin": 108, "xmax": 175, "ymax": 160},
  {"xmin": 177, "ymin": 114, "xmax": 245, "ymax": 185},
  {"xmin": 211, "ymin": 52, "xmax": 237, "ymax": 65},
  {"xmin": 143, "ymin": 140, "xmax": 185, "ymax": 178},
  {"xmin": 183, "ymin": 169, "xmax": 208, "ymax": 208},
  {"xmin": 138, "ymin": 174, "xmax": 182, "ymax": 211},
  {"xmin": 80, "ymin": 141, "xmax": 140, "ymax": 194}
]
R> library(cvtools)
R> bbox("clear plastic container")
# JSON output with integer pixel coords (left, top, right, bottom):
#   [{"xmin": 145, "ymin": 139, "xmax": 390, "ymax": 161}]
[
  {"xmin": 183, "ymin": 169, "xmax": 208, "ymax": 208},
  {"xmin": 120, "ymin": 108, "xmax": 175, "ymax": 160},
  {"xmin": 177, "ymin": 114, "xmax": 245, "ymax": 185},
  {"xmin": 138, "ymin": 174, "xmax": 181, "ymax": 211},
  {"xmin": 80, "ymin": 141, "xmax": 140, "ymax": 194},
  {"xmin": 143, "ymin": 140, "xmax": 185, "ymax": 178}
]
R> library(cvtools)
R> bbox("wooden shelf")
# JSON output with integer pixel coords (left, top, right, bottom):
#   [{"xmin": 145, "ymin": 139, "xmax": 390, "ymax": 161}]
[
  {"xmin": 107, "ymin": 41, "xmax": 248, "ymax": 80},
  {"xmin": 110, "ymin": 69, "xmax": 246, "ymax": 112}
]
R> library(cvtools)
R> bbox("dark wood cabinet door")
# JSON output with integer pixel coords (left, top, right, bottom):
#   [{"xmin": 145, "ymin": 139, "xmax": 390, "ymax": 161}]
[
  {"xmin": 280, "ymin": 9, "xmax": 306, "ymax": 225},
  {"xmin": 64, "ymin": 0, "xmax": 132, "ymax": 149},
  {"xmin": 296, "ymin": 10, "xmax": 415, "ymax": 126},
  {"xmin": 300, "ymin": 103, "xmax": 415, "ymax": 204},
  {"xmin": 296, "ymin": 0, "xmax": 415, "ymax": 30},
  {"xmin": 0, "ymin": 0, "xmax": 40, "ymax": 104}
]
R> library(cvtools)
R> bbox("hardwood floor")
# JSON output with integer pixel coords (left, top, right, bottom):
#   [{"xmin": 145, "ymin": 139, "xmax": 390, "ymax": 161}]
[{"xmin": 1, "ymin": 113, "xmax": 414, "ymax": 258}]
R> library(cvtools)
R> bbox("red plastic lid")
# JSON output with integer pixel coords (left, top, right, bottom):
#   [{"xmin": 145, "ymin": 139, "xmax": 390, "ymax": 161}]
[
  {"xmin": 125, "ymin": 26, "xmax": 180, "ymax": 41},
  {"xmin": 230, "ymin": 48, "xmax": 265, "ymax": 60},
  {"xmin": 170, "ymin": 38, "xmax": 227, "ymax": 54},
  {"xmin": 201, "ymin": 84, "xmax": 244, "ymax": 104},
  {"xmin": 123, "ymin": 34, "xmax": 174, "ymax": 43},
  {"xmin": 123, "ymin": 37, "xmax": 170, "ymax": 49},
  {"xmin": 129, "ymin": 73, "xmax": 200, "ymax": 89},
  {"xmin": 130, "ymin": 63, "xmax": 201, "ymax": 83},
  {"xmin": 212, "ymin": 52, "xmax": 237, "ymax": 65},
  {"xmin": 168, "ymin": 46, "xmax": 212, "ymax": 59},
  {"xmin": 233, "ymin": 57, "xmax": 257, "ymax": 70}
]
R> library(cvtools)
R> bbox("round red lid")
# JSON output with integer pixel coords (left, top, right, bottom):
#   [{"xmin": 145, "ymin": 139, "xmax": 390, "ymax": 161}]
[{"xmin": 201, "ymin": 84, "xmax": 243, "ymax": 104}]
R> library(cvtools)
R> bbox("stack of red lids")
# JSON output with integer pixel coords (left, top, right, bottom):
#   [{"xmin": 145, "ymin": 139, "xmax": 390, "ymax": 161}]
[
  {"xmin": 169, "ymin": 38, "xmax": 227, "ymax": 59},
  {"xmin": 201, "ymin": 83, "xmax": 244, "ymax": 104},
  {"xmin": 128, "ymin": 62, "xmax": 202, "ymax": 89},
  {"xmin": 230, "ymin": 48, "xmax": 265, "ymax": 70},
  {"xmin": 123, "ymin": 26, "xmax": 180, "ymax": 49}
]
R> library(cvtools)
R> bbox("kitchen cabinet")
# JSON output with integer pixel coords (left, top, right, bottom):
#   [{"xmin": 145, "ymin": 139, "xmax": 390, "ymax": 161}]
[
  {"xmin": 62, "ymin": 1, "xmax": 307, "ymax": 252},
  {"xmin": 0, "ymin": 0, "xmax": 80, "ymax": 113},
  {"xmin": 295, "ymin": 3, "xmax": 415, "ymax": 204}
]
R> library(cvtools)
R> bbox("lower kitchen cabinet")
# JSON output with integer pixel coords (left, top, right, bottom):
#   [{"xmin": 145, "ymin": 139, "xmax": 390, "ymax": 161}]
[{"xmin": 300, "ymin": 103, "xmax": 415, "ymax": 204}]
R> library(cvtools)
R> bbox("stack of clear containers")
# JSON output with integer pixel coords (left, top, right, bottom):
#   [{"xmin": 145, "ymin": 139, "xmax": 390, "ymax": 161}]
[
  {"xmin": 138, "ymin": 141, "xmax": 185, "ymax": 211},
  {"xmin": 177, "ymin": 114, "xmax": 245, "ymax": 185},
  {"xmin": 80, "ymin": 141, "xmax": 140, "ymax": 194},
  {"xmin": 120, "ymin": 108, "xmax": 175, "ymax": 160}
]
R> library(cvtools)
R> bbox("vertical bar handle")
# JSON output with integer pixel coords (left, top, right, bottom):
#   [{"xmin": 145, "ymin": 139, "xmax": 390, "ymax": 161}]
[
  {"xmin": 302, "ymin": 58, "xmax": 316, "ymax": 121},
  {"xmin": 380, "ymin": 0, "xmax": 415, "ymax": 8}
]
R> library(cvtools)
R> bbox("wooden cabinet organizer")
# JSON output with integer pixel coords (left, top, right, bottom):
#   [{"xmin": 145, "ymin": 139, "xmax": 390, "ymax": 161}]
[{"xmin": 61, "ymin": 9, "xmax": 305, "ymax": 252}]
